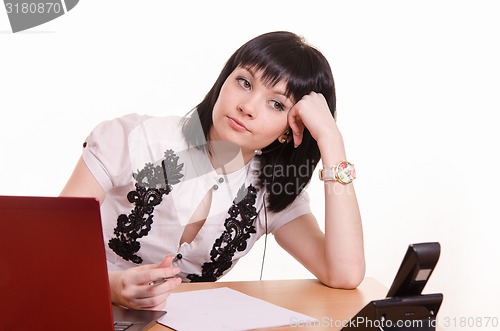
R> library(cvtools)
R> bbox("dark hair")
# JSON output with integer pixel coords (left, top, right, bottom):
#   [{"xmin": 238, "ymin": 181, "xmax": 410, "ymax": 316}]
[{"xmin": 182, "ymin": 31, "xmax": 336, "ymax": 212}]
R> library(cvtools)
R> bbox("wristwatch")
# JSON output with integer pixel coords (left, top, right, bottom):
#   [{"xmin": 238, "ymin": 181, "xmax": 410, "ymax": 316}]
[{"xmin": 319, "ymin": 161, "xmax": 356, "ymax": 184}]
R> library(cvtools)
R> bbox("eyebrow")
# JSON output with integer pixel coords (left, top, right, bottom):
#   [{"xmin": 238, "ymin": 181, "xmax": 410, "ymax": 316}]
[{"xmin": 242, "ymin": 67, "xmax": 290, "ymax": 100}]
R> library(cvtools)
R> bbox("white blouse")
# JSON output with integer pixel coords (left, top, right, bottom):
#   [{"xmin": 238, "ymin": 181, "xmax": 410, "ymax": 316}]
[{"xmin": 82, "ymin": 113, "xmax": 311, "ymax": 282}]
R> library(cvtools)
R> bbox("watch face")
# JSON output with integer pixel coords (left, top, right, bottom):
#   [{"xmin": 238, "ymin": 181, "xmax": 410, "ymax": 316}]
[{"xmin": 335, "ymin": 161, "xmax": 356, "ymax": 184}]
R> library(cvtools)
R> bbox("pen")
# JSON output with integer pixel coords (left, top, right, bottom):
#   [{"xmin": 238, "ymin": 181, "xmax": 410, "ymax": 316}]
[
  {"xmin": 148, "ymin": 277, "xmax": 175, "ymax": 286},
  {"xmin": 148, "ymin": 253, "xmax": 182, "ymax": 286}
]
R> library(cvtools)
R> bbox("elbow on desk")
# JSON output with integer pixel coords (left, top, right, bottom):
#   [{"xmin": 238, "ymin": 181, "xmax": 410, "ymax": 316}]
[
  {"xmin": 321, "ymin": 276, "xmax": 363, "ymax": 290},
  {"xmin": 320, "ymin": 265, "xmax": 366, "ymax": 290}
]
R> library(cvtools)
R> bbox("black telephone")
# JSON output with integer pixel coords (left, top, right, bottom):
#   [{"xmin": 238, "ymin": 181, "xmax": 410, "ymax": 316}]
[{"xmin": 341, "ymin": 242, "xmax": 443, "ymax": 331}]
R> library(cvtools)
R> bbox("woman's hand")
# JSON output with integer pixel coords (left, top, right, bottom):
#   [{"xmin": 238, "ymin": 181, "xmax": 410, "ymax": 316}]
[
  {"xmin": 109, "ymin": 255, "xmax": 182, "ymax": 310},
  {"xmin": 287, "ymin": 92, "xmax": 340, "ymax": 149}
]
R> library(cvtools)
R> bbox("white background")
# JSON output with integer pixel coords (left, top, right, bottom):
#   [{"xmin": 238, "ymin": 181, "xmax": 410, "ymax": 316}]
[{"xmin": 1, "ymin": 1, "xmax": 499, "ymax": 330}]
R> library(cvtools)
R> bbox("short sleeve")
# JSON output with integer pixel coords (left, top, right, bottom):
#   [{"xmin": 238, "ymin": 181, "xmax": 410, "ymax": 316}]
[
  {"xmin": 81, "ymin": 114, "xmax": 148, "ymax": 193},
  {"xmin": 265, "ymin": 190, "xmax": 312, "ymax": 234}
]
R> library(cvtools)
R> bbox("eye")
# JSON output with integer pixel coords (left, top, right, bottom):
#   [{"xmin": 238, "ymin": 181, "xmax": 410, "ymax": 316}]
[
  {"xmin": 269, "ymin": 100, "xmax": 285, "ymax": 111},
  {"xmin": 237, "ymin": 77, "xmax": 251, "ymax": 90}
]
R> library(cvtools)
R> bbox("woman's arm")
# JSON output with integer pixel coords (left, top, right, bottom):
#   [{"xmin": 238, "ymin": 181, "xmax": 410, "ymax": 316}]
[
  {"xmin": 60, "ymin": 157, "xmax": 105, "ymax": 202},
  {"xmin": 275, "ymin": 92, "xmax": 365, "ymax": 289},
  {"xmin": 60, "ymin": 157, "xmax": 182, "ymax": 309}
]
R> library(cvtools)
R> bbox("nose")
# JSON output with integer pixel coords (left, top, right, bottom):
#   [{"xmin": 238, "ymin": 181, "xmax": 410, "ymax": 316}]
[{"xmin": 238, "ymin": 94, "xmax": 260, "ymax": 118}]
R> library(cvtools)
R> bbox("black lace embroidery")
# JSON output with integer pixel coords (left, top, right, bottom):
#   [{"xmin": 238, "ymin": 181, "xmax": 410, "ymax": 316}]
[
  {"xmin": 187, "ymin": 184, "xmax": 258, "ymax": 282},
  {"xmin": 109, "ymin": 149, "xmax": 184, "ymax": 264}
]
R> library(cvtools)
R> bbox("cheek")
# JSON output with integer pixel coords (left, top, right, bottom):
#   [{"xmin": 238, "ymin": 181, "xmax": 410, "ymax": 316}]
[
  {"xmin": 212, "ymin": 91, "xmax": 231, "ymax": 118},
  {"xmin": 212, "ymin": 99, "xmax": 220, "ymax": 119},
  {"xmin": 212, "ymin": 94, "xmax": 227, "ymax": 120},
  {"xmin": 262, "ymin": 115, "xmax": 289, "ymax": 139}
]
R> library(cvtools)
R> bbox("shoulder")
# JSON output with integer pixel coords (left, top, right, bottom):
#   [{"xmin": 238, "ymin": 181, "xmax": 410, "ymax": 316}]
[
  {"xmin": 82, "ymin": 113, "xmax": 187, "ymax": 191},
  {"xmin": 87, "ymin": 113, "xmax": 150, "ymax": 140},
  {"xmin": 88, "ymin": 113, "xmax": 185, "ymax": 142}
]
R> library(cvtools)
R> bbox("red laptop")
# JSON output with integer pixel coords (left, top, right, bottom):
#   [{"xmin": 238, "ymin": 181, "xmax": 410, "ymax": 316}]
[{"xmin": 0, "ymin": 195, "xmax": 166, "ymax": 331}]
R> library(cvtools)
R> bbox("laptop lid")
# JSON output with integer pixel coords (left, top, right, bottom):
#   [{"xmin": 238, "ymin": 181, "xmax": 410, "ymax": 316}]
[{"xmin": 0, "ymin": 195, "xmax": 165, "ymax": 331}]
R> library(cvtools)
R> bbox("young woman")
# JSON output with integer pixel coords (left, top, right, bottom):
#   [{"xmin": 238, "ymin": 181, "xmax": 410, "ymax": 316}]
[{"xmin": 61, "ymin": 31, "xmax": 365, "ymax": 310}]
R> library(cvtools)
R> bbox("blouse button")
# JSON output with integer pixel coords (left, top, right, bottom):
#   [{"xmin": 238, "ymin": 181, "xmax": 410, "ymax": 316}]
[
  {"xmin": 212, "ymin": 184, "xmax": 219, "ymax": 190},
  {"xmin": 218, "ymin": 177, "xmax": 224, "ymax": 183}
]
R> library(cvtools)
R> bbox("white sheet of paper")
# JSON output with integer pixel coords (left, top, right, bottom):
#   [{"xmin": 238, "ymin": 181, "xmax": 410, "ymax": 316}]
[{"xmin": 158, "ymin": 287, "xmax": 318, "ymax": 331}]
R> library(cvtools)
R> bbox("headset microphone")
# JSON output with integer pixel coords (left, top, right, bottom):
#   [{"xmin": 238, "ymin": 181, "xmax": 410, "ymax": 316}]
[
  {"xmin": 255, "ymin": 136, "xmax": 292, "ymax": 156},
  {"xmin": 259, "ymin": 140, "xmax": 288, "ymax": 281}
]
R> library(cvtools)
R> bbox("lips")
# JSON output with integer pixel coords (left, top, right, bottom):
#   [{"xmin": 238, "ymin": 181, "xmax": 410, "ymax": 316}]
[{"xmin": 227, "ymin": 116, "xmax": 250, "ymax": 132}]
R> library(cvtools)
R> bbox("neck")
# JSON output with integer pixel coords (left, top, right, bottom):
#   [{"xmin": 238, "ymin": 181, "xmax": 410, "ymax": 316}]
[{"xmin": 208, "ymin": 141, "xmax": 252, "ymax": 174}]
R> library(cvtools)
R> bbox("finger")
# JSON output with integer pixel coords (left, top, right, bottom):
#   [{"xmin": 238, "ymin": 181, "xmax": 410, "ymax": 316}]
[
  {"xmin": 287, "ymin": 107, "xmax": 301, "ymax": 133},
  {"xmin": 122, "ymin": 275, "xmax": 180, "ymax": 309},
  {"xmin": 133, "ymin": 254, "xmax": 173, "ymax": 273},
  {"xmin": 155, "ymin": 255, "xmax": 181, "ymax": 280},
  {"xmin": 131, "ymin": 255, "xmax": 174, "ymax": 280},
  {"xmin": 288, "ymin": 107, "xmax": 304, "ymax": 147},
  {"xmin": 288, "ymin": 118, "xmax": 304, "ymax": 148},
  {"xmin": 158, "ymin": 254, "xmax": 174, "ymax": 268},
  {"xmin": 139, "ymin": 281, "xmax": 180, "ymax": 310},
  {"xmin": 292, "ymin": 130, "xmax": 303, "ymax": 148},
  {"xmin": 128, "ymin": 264, "xmax": 180, "ymax": 286},
  {"xmin": 138, "ymin": 277, "xmax": 182, "ymax": 309},
  {"xmin": 142, "ymin": 266, "xmax": 181, "ymax": 286},
  {"xmin": 148, "ymin": 276, "xmax": 182, "ymax": 292},
  {"xmin": 131, "ymin": 290, "xmax": 171, "ymax": 310}
]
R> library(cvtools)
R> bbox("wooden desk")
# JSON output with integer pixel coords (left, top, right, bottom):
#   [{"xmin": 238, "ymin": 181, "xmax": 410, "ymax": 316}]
[{"xmin": 149, "ymin": 277, "xmax": 392, "ymax": 330}]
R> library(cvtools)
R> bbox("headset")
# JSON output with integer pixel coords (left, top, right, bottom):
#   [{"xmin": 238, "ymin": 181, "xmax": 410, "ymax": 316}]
[{"xmin": 258, "ymin": 137, "xmax": 290, "ymax": 280}]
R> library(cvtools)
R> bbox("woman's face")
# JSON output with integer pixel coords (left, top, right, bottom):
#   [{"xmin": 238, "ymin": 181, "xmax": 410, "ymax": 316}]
[{"xmin": 210, "ymin": 66, "xmax": 294, "ymax": 159}]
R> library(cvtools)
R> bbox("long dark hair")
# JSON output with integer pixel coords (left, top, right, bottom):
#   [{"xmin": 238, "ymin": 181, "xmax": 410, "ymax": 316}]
[{"xmin": 182, "ymin": 31, "xmax": 336, "ymax": 212}]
